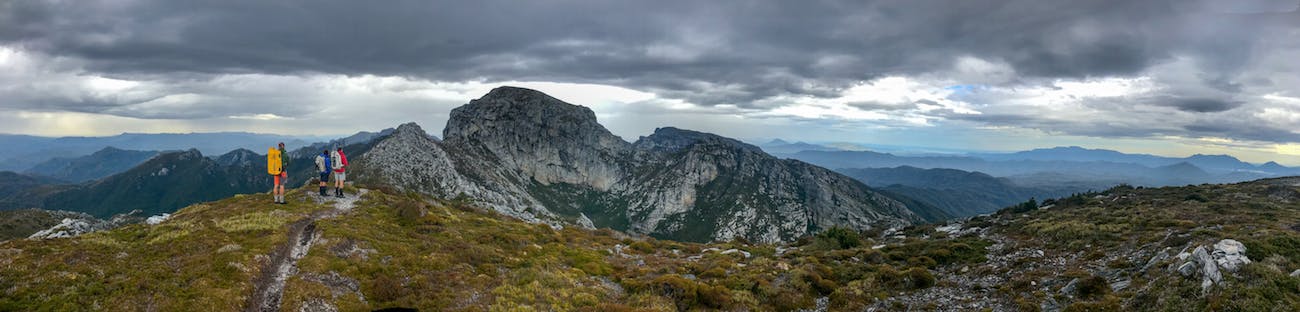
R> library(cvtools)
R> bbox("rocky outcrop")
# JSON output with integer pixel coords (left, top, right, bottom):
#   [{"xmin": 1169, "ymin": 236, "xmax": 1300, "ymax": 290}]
[
  {"xmin": 353, "ymin": 123, "xmax": 549, "ymax": 223},
  {"xmin": 28, "ymin": 210, "xmax": 143, "ymax": 239},
  {"xmin": 1168, "ymin": 239, "xmax": 1252, "ymax": 293},
  {"xmin": 353, "ymin": 86, "xmax": 927, "ymax": 243},
  {"xmin": 1212, "ymin": 239, "xmax": 1251, "ymax": 272}
]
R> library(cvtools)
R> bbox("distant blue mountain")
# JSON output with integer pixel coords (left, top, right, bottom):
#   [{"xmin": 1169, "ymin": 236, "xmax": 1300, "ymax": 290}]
[
  {"xmin": 24, "ymin": 147, "xmax": 159, "ymax": 183},
  {"xmin": 757, "ymin": 139, "xmax": 840, "ymax": 154},
  {"xmin": 785, "ymin": 148, "xmax": 1285, "ymax": 188},
  {"xmin": 976, "ymin": 146, "xmax": 1172, "ymax": 166},
  {"xmin": 973, "ymin": 146, "xmax": 1288, "ymax": 174},
  {"xmin": 0, "ymin": 132, "xmax": 326, "ymax": 172}
]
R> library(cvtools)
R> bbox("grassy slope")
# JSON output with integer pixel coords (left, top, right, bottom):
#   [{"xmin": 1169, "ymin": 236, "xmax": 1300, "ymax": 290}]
[
  {"xmin": 978, "ymin": 179, "xmax": 1300, "ymax": 311},
  {"xmin": 0, "ymin": 185, "xmax": 986, "ymax": 311},
  {"xmin": 0, "ymin": 188, "xmax": 337, "ymax": 311},
  {"xmin": 4, "ymin": 178, "xmax": 1300, "ymax": 311}
]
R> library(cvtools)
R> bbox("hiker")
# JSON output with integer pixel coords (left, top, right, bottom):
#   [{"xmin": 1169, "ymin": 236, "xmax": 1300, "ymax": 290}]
[
  {"xmin": 315, "ymin": 149, "xmax": 332, "ymax": 197},
  {"xmin": 267, "ymin": 142, "xmax": 289, "ymax": 204},
  {"xmin": 331, "ymin": 147, "xmax": 348, "ymax": 197}
]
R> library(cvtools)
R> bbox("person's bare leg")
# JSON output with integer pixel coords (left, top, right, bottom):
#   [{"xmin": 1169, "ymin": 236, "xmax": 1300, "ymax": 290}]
[
  {"xmin": 334, "ymin": 175, "xmax": 344, "ymax": 197},
  {"xmin": 276, "ymin": 176, "xmax": 285, "ymax": 203}
]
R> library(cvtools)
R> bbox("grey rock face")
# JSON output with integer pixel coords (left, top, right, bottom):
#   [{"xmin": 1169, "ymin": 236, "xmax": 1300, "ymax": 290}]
[
  {"xmin": 1177, "ymin": 261, "xmax": 1198, "ymax": 277},
  {"xmin": 1193, "ymin": 246, "xmax": 1221, "ymax": 292},
  {"xmin": 444, "ymin": 86, "xmax": 631, "ymax": 191},
  {"xmin": 1109, "ymin": 279, "xmax": 1131, "ymax": 292},
  {"xmin": 353, "ymin": 123, "xmax": 548, "ymax": 222},
  {"xmin": 353, "ymin": 86, "xmax": 924, "ymax": 243}
]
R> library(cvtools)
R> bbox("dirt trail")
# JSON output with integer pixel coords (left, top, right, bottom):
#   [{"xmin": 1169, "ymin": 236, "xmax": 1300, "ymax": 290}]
[{"xmin": 246, "ymin": 189, "xmax": 368, "ymax": 312}]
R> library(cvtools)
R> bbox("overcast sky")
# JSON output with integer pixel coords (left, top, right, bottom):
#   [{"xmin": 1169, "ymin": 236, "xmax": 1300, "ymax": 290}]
[{"xmin": 2, "ymin": 0, "xmax": 1300, "ymax": 163}]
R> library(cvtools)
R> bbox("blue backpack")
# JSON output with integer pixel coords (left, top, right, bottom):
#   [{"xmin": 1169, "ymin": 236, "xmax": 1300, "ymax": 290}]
[{"xmin": 319, "ymin": 152, "xmax": 332, "ymax": 173}]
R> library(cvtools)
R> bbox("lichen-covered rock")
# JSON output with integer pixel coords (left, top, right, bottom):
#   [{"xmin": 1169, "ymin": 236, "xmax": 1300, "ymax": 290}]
[{"xmin": 1212, "ymin": 239, "xmax": 1251, "ymax": 273}]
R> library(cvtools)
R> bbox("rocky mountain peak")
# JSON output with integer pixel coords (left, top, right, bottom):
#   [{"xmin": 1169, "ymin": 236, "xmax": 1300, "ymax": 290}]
[
  {"xmin": 442, "ymin": 86, "xmax": 631, "ymax": 189},
  {"xmin": 443, "ymin": 86, "xmax": 623, "ymax": 145},
  {"xmin": 479, "ymin": 86, "xmax": 564, "ymax": 103},
  {"xmin": 392, "ymin": 122, "xmax": 430, "ymax": 140},
  {"xmin": 170, "ymin": 148, "xmax": 204, "ymax": 161},
  {"xmin": 215, "ymin": 148, "xmax": 259, "ymax": 167},
  {"xmin": 92, "ymin": 146, "xmax": 126, "ymax": 155}
]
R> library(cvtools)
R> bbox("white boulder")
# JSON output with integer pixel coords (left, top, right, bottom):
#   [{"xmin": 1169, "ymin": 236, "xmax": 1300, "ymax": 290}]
[{"xmin": 1211, "ymin": 239, "xmax": 1251, "ymax": 273}]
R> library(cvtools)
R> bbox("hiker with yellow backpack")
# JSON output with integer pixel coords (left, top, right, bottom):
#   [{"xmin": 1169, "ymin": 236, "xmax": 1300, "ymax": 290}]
[{"xmin": 267, "ymin": 142, "xmax": 289, "ymax": 204}]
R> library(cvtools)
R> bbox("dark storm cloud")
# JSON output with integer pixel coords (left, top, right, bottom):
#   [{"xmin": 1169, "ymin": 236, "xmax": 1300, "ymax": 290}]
[
  {"xmin": 847, "ymin": 99, "xmax": 933, "ymax": 111},
  {"xmin": 2, "ymin": 0, "xmax": 1300, "ymax": 145},
  {"xmin": 1154, "ymin": 97, "xmax": 1244, "ymax": 113},
  {"xmin": 1185, "ymin": 122, "xmax": 1300, "ymax": 143},
  {"xmin": 3, "ymin": 0, "xmax": 1287, "ymax": 106}
]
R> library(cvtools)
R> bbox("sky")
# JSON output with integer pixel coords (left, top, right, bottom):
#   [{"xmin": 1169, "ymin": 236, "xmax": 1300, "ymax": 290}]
[{"xmin": 2, "ymin": 0, "xmax": 1300, "ymax": 164}]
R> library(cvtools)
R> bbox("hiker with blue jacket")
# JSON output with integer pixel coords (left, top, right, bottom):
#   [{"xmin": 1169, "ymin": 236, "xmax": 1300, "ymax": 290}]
[{"xmin": 315, "ymin": 149, "xmax": 332, "ymax": 197}]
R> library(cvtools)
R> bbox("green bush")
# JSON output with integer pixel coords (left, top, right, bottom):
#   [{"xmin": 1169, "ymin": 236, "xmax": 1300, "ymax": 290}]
[
  {"xmin": 810, "ymin": 227, "xmax": 863, "ymax": 250},
  {"xmin": 1184, "ymin": 192, "xmax": 1209, "ymax": 203},
  {"xmin": 1075, "ymin": 275, "xmax": 1110, "ymax": 300},
  {"xmin": 1244, "ymin": 233, "xmax": 1300, "ymax": 261},
  {"xmin": 881, "ymin": 238, "xmax": 991, "ymax": 267},
  {"xmin": 647, "ymin": 274, "xmax": 697, "ymax": 310},
  {"xmin": 629, "ymin": 240, "xmax": 655, "ymax": 254},
  {"xmin": 876, "ymin": 265, "xmax": 935, "ymax": 290}
]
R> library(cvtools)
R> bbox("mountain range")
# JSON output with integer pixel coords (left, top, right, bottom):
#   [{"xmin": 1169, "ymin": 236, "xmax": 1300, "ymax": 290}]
[
  {"xmin": 757, "ymin": 139, "xmax": 842, "ymax": 154},
  {"xmin": 784, "ymin": 149, "xmax": 1287, "ymax": 188},
  {"xmin": 0, "ymin": 132, "xmax": 326, "ymax": 172},
  {"xmin": 353, "ymin": 86, "xmax": 933, "ymax": 243},
  {"xmin": 23, "ymin": 147, "xmax": 159, "ymax": 183},
  {"xmin": 0, "ymin": 131, "xmax": 392, "ymax": 219}
]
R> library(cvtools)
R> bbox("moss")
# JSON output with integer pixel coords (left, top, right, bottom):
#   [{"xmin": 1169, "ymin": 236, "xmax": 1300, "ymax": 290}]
[{"xmin": 1064, "ymin": 296, "xmax": 1121, "ymax": 312}]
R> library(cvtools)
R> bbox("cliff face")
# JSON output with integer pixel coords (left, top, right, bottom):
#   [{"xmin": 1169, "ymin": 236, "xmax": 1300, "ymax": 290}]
[
  {"xmin": 444, "ymin": 87, "xmax": 633, "ymax": 191},
  {"xmin": 624, "ymin": 127, "xmax": 920, "ymax": 242},
  {"xmin": 355, "ymin": 86, "xmax": 926, "ymax": 242}
]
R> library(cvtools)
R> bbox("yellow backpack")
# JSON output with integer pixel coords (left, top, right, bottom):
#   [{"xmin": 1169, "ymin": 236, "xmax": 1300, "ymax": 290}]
[{"xmin": 267, "ymin": 147, "xmax": 282, "ymax": 175}]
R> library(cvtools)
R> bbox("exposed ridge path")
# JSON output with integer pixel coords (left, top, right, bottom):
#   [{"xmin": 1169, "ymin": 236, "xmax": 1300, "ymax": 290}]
[{"xmin": 246, "ymin": 189, "xmax": 369, "ymax": 312}]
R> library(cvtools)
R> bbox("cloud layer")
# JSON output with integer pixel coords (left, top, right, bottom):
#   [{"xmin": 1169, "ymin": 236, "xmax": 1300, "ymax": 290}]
[{"xmin": 1, "ymin": 0, "xmax": 1299, "ymax": 160}]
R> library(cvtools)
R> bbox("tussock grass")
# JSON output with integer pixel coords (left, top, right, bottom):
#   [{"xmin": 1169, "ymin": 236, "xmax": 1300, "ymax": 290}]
[{"xmin": 216, "ymin": 210, "xmax": 294, "ymax": 232}]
